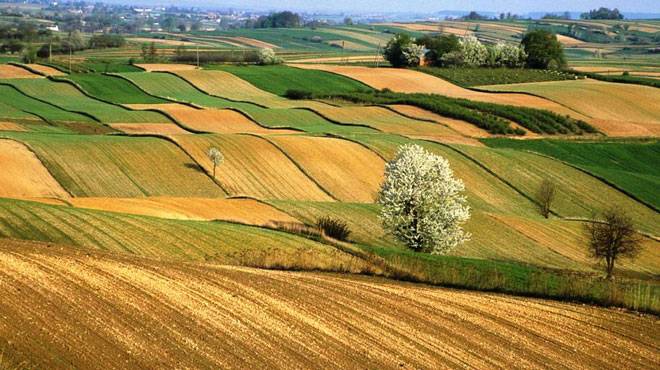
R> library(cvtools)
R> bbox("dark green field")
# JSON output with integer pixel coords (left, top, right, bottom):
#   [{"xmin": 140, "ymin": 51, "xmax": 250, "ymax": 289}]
[
  {"xmin": 419, "ymin": 67, "xmax": 578, "ymax": 87},
  {"xmin": 483, "ymin": 138, "xmax": 660, "ymax": 210},
  {"xmin": 211, "ymin": 65, "xmax": 372, "ymax": 96},
  {"xmin": 65, "ymin": 73, "xmax": 168, "ymax": 104}
]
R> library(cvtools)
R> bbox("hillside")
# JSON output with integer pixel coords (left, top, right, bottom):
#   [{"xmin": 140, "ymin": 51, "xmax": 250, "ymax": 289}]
[{"xmin": 1, "ymin": 239, "xmax": 657, "ymax": 369}]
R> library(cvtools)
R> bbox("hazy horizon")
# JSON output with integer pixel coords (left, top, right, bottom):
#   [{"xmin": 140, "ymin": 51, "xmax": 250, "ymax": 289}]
[{"xmin": 100, "ymin": 0, "xmax": 659, "ymax": 14}]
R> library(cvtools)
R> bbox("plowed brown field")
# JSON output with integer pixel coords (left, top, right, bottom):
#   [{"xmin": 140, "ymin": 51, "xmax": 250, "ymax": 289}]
[
  {"xmin": 0, "ymin": 64, "xmax": 41, "ymax": 79},
  {"xmin": 1, "ymin": 239, "xmax": 657, "ymax": 370},
  {"xmin": 268, "ymin": 135, "xmax": 385, "ymax": 202},
  {"xmin": 69, "ymin": 197, "xmax": 300, "ymax": 226},
  {"xmin": 0, "ymin": 139, "xmax": 69, "ymax": 199},
  {"xmin": 290, "ymin": 64, "xmax": 589, "ymax": 119}
]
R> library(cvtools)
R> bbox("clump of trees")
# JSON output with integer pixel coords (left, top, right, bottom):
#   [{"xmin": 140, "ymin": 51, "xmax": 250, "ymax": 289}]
[
  {"xmin": 250, "ymin": 11, "xmax": 302, "ymax": 28},
  {"xmin": 585, "ymin": 208, "xmax": 642, "ymax": 280},
  {"xmin": 316, "ymin": 216, "xmax": 351, "ymax": 241},
  {"xmin": 521, "ymin": 30, "xmax": 566, "ymax": 69},
  {"xmin": 581, "ymin": 7, "xmax": 624, "ymax": 20},
  {"xmin": 378, "ymin": 144, "xmax": 470, "ymax": 254},
  {"xmin": 385, "ymin": 33, "xmax": 526, "ymax": 68},
  {"xmin": 256, "ymin": 48, "xmax": 282, "ymax": 65},
  {"xmin": 141, "ymin": 42, "xmax": 158, "ymax": 62}
]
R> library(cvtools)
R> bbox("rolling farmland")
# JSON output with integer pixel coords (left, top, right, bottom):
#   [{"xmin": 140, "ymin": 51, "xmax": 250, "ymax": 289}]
[
  {"xmin": 0, "ymin": 15, "xmax": 659, "ymax": 367},
  {"xmin": 482, "ymin": 80, "xmax": 660, "ymax": 136}
]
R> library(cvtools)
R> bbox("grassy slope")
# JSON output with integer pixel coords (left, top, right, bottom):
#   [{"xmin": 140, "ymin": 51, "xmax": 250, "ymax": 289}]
[
  {"xmin": 3, "ymin": 133, "xmax": 224, "ymax": 198},
  {"xmin": 3, "ymin": 78, "xmax": 170, "ymax": 124},
  {"xmin": 65, "ymin": 73, "xmax": 168, "ymax": 104},
  {"xmin": 212, "ymin": 65, "xmax": 372, "ymax": 96},
  {"xmin": 483, "ymin": 138, "xmax": 660, "ymax": 210}
]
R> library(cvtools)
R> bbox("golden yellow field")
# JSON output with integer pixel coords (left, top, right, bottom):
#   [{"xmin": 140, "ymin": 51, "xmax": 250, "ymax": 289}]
[
  {"xmin": 171, "ymin": 134, "xmax": 335, "ymax": 201},
  {"xmin": 268, "ymin": 135, "xmax": 385, "ymax": 202},
  {"xmin": 0, "ymin": 139, "xmax": 69, "ymax": 199},
  {"xmin": 23, "ymin": 63, "xmax": 66, "ymax": 76},
  {"xmin": 135, "ymin": 63, "xmax": 198, "ymax": 72},
  {"xmin": 0, "ymin": 64, "xmax": 40, "ymax": 79},
  {"xmin": 110, "ymin": 123, "xmax": 191, "ymax": 135},
  {"xmin": 0, "ymin": 122, "xmax": 26, "ymax": 132},
  {"xmin": 69, "ymin": 197, "xmax": 300, "ymax": 226},
  {"xmin": 127, "ymin": 103, "xmax": 296, "ymax": 134},
  {"xmin": 482, "ymin": 79, "xmax": 660, "ymax": 136}
]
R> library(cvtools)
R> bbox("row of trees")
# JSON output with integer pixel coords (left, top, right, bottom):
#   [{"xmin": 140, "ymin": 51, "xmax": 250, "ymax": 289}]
[
  {"xmin": 384, "ymin": 30, "xmax": 565, "ymax": 69},
  {"xmin": 581, "ymin": 7, "xmax": 624, "ymax": 20}
]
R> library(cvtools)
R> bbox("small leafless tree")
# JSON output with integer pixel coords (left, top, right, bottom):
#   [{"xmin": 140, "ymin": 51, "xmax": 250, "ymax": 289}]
[
  {"xmin": 584, "ymin": 208, "xmax": 643, "ymax": 280},
  {"xmin": 207, "ymin": 147, "xmax": 224, "ymax": 178},
  {"xmin": 536, "ymin": 179, "xmax": 556, "ymax": 218}
]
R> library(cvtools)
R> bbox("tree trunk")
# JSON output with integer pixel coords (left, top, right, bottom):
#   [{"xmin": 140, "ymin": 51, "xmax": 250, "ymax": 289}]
[
  {"xmin": 605, "ymin": 257, "xmax": 614, "ymax": 280},
  {"xmin": 212, "ymin": 164, "xmax": 216, "ymax": 178}
]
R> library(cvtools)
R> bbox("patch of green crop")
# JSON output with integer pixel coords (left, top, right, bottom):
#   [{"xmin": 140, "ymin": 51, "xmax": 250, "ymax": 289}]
[
  {"xmin": 418, "ymin": 67, "xmax": 578, "ymax": 87},
  {"xmin": 483, "ymin": 138, "xmax": 660, "ymax": 210},
  {"xmin": 211, "ymin": 65, "xmax": 372, "ymax": 96},
  {"xmin": 65, "ymin": 73, "xmax": 167, "ymax": 104}
]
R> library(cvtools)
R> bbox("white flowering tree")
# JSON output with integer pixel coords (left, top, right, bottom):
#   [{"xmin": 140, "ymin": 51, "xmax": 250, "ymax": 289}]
[
  {"xmin": 497, "ymin": 43, "xmax": 527, "ymax": 67},
  {"xmin": 460, "ymin": 36, "xmax": 488, "ymax": 67},
  {"xmin": 378, "ymin": 144, "xmax": 470, "ymax": 254},
  {"xmin": 257, "ymin": 48, "xmax": 281, "ymax": 65},
  {"xmin": 207, "ymin": 147, "xmax": 224, "ymax": 178},
  {"xmin": 402, "ymin": 43, "xmax": 425, "ymax": 66}
]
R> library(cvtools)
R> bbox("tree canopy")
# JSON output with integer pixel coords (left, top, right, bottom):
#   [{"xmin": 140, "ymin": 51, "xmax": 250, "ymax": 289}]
[{"xmin": 521, "ymin": 30, "xmax": 566, "ymax": 69}]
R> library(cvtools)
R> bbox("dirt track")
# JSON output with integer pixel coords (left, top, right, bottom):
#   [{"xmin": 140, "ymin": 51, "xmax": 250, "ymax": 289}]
[{"xmin": 0, "ymin": 239, "xmax": 657, "ymax": 369}]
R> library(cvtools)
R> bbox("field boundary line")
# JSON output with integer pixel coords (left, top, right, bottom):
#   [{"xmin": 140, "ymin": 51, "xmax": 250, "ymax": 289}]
[
  {"xmin": 0, "ymin": 137, "xmax": 74, "ymax": 198},
  {"xmin": 0, "ymin": 81, "xmax": 106, "ymax": 126},
  {"xmin": 422, "ymin": 139, "xmax": 558, "ymax": 217},
  {"xmin": 247, "ymin": 133, "xmax": 340, "ymax": 202},
  {"xmin": 513, "ymin": 150, "xmax": 660, "ymax": 213},
  {"xmin": 49, "ymin": 76, "xmax": 176, "ymax": 125},
  {"xmin": 117, "ymin": 132, "xmax": 230, "ymax": 195}
]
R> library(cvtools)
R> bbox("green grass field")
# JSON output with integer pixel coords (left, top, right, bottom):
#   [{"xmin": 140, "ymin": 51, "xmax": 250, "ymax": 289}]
[
  {"xmin": 65, "ymin": 73, "xmax": 168, "ymax": 104},
  {"xmin": 3, "ymin": 132, "xmax": 225, "ymax": 198},
  {"xmin": 212, "ymin": 65, "xmax": 372, "ymax": 96},
  {"xmin": 2, "ymin": 78, "xmax": 171, "ymax": 124},
  {"xmin": 483, "ymin": 138, "xmax": 660, "ymax": 210}
]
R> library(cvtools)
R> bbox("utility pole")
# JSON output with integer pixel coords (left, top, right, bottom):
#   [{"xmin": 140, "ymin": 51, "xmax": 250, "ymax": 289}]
[
  {"xmin": 375, "ymin": 42, "xmax": 380, "ymax": 68},
  {"xmin": 341, "ymin": 40, "xmax": 345, "ymax": 65},
  {"xmin": 49, "ymin": 40, "xmax": 52, "ymax": 63},
  {"xmin": 68, "ymin": 44, "xmax": 72, "ymax": 73},
  {"xmin": 196, "ymin": 44, "xmax": 200, "ymax": 68}
]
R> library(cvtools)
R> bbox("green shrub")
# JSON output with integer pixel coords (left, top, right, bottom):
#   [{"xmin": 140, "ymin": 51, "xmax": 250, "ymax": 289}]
[
  {"xmin": 284, "ymin": 89, "xmax": 313, "ymax": 100},
  {"xmin": 316, "ymin": 216, "xmax": 351, "ymax": 241}
]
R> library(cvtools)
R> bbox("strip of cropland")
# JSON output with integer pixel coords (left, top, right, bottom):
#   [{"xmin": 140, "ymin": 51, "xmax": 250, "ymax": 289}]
[
  {"xmin": 0, "ymin": 239, "xmax": 657, "ymax": 369},
  {"xmin": 481, "ymin": 79, "xmax": 660, "ymax": 136},
  {"xmin": 1, "ymin": 78, "xmax": 171, "ymax": 124},
  {"xmin": 170, "ymin": 134, "xmax": 335, "ymax": 201},
  {"xmin": 484, "ymin": 138, "xmax": 660, "ymax": 210},
  {"xmin": 289, "ymin": 64, "xmax": 591, "ymax": 120},
  {"xmin": 64, "ymin": 73, "xmax": 168, "ymax": 104},
  {"xmin": 2, "ymin": 132, "xmax": 224, "ymax": 198}
]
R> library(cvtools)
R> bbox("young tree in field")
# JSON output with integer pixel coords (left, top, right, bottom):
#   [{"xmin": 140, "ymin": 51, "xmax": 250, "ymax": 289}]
[
  {"xmin": 584, "ymin": 208, "xmax": 642, "ymax": 280},
  {"xmin": 521, "ymin": 30, "xmax": 566, "ymax": 69},
  {"xmin": 378, "ymin": 144, "xmax": 470, "ymax": 254},
  {"xmin": 207, "ymin": 147, "xmax": 224, "ymax": 178},
  {"xmin": 257, "ymin": 48, "xmax": 281, "ymax": 65},
  {"xmin": 536, "ymin": 179, "xmax": 556, "ymax": 218}
]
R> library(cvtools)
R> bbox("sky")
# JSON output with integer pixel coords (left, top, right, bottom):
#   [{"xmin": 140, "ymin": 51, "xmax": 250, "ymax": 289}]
[{"xmin": 130, "ymin": 0, "xmax": 659, "ymax": 14}]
